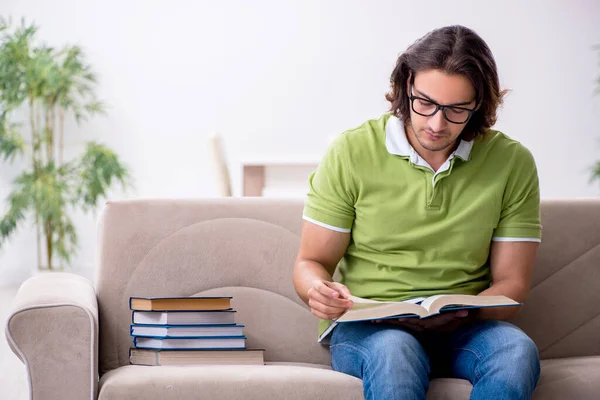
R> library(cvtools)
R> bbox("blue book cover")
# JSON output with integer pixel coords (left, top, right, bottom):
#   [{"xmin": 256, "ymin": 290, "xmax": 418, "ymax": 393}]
[
  {"xmin": 133, "ymin": 335, "xmax": 247, "ymax": 350},
  {"xmin": 130, "ymin": 324, "xmax": 245, "ymax": 338}
]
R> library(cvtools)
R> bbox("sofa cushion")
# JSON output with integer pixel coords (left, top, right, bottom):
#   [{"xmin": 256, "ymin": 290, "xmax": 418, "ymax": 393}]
[
  {"xmin": 533, "ymin": 356, "xmax": 600, "ymax": 399},
  {"xmin": 98, "ymin": 364, "xmax": 363, "ymax": 400},
  {"xmin": 98, "ymin": 357, "xmax": 600, "ymax": 400},
  {"xmin": 98, "ymin": 362, "xmax": 473, "ymax": 400}
]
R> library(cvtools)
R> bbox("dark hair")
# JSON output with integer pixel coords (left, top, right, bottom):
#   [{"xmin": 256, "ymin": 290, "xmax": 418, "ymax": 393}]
[{"xmin": 385, "ymin": 25, "xmax": 507, "ymax": 141}]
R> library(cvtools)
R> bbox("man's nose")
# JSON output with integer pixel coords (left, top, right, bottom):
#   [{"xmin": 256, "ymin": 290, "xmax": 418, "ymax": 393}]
[{"xmin": 428, "ymin": 109, "xmax": 447, "ymax": 132}]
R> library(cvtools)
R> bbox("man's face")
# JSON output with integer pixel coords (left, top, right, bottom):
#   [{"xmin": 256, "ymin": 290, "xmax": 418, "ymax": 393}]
[{"xmin": 407, "ymin": 69, "xmax": 478, "ymax": 153}]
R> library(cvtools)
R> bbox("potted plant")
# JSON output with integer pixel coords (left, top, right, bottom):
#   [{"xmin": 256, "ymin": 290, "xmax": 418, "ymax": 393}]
[{"xmin": 0, "ymin": 17, "xmax": 132, "ymax": 273}]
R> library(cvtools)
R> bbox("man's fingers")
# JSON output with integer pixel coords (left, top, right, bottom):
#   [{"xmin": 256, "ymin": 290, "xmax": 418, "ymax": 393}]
[
  {"xmin": 369, "ymin": 311, "xmax": 471, "ymax": 333},
  {"xmin": 416, "ymin": 311, "xmax": 469, "ymax": 330},
  {"xmin": 328, "ymin": 282, "xmax": 352, "ymax": 298},
  {"xmin": 315, "ymin": 282, "xmax": 353, "ymax": 307},
  {"xmin": 322, "ymin": 281, "xmax": 352, "ymax": 301},
  {"xmin": 307, "ymin": 289, "xmax": 351, "ymax": 319},
  {"xmin": 387, "ymin": 319, "xmax": 425, "ymax": 332},
  {"xmin": 309, "ymin": 286, "xmax": 353, "ymax": 309},
  {"xmin": 311, "ymin": 308, "xmax": 334, "ymax": 320},
  {"xmin": 308, "ymin": 297, "xmax": 347, "ymax": 315},
  {"xmin": 372, "ymin": 317, "xmax": 423, "ymax": 328}
]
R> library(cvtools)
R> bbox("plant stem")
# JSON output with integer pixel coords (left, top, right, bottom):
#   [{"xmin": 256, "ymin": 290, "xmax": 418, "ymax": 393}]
[
  {"xmin": 29, "ymin": 96, "xmax": 42, "ymax": 270},
  {"xmin": 36, "ymin": 99, "xmax": 42, "ymax": 165},
  {"xmin": 59, "ymin": 108, "xmax": 64, "ymax": 165},
  {"xmin": 44, "ymin": 218, "xmax": 53, "ymax": 270},
  {"xmin": 29, "ymin": 97, "xmax": 36, "ymax": 169},
  {"xmin": 51, "ymin": 105, "xmax": 56, "ymax": 162},
  {"xmin": 45, "ymin": 103, "xmax": 52, "ymax": 164}
]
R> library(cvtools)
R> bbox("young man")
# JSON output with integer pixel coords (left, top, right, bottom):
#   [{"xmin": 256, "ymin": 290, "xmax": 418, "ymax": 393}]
[{"xmin": 293, "ymin": 25, "xmax": 541, "ymax": 400}]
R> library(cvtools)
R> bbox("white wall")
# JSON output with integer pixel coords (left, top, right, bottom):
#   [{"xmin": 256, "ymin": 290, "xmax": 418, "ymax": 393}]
[{"xmin": 1, "ymin": 0, "xmax": 599, "ymax": 286}]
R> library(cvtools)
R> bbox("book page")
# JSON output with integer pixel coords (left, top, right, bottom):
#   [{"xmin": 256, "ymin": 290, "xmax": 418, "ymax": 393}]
[
  {"xmin": 336, "ymin": 301, "xmax": 428, "ymax": 322},
  {"xmin": 317, "ymin": 296, "xmax": 429, "ymax": 343},
  {"xmin": 347, "ymin": 295, "xmax": 426, "ymax": 307},
  {"xmin": 421, "ymin": 294, "xmax": 520, "ymax": 315}
]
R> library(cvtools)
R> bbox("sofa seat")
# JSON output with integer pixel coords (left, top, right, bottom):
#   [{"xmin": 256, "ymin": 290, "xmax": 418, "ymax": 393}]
[
  {"xmin": 98, "ymin": 356, "xmax": 600, "ymax": 400},
  {"xmin": 97, "ymin": 361, "xmax": 474, "ymax": 400},
  {"xmin": 533, "ymin": 356, "xmax": 600, "ymax": 399},
  {"xmin": 98, "ymin": 363, "xmax": 362, "ymax": 400}
]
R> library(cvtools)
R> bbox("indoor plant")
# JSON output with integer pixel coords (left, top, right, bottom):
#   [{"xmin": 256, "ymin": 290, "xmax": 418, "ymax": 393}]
[{"xmin": 0, "ymin": 17, "xmax": 131, "ymax": 271}]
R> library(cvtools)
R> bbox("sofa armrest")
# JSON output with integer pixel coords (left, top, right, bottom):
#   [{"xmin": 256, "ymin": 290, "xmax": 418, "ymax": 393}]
[{"xmin": 5, "ymin": 272, "xmax": 99, "ymax": 400}]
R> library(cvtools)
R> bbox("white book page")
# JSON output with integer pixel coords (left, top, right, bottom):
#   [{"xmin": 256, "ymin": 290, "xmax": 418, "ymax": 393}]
[
  {"xmin": 420, "ymin": 294, "xmax": 519, "ymax": 315},
  {"xmin": 420, "ymin": 295, "xmax": 446, "ymax": 312},
  {"xmin": 348, "ymin": 295, "xmax": 426, "ymax": 306},
  {"xmin": 317, "ymin": 296, "xmax": 427, "ymax": 343}
]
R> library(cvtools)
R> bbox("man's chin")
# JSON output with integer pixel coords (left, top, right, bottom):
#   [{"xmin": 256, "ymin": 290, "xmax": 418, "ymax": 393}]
[{"xmin": 420, "ymin": 140, "xmax": 452, "ymax": 152}]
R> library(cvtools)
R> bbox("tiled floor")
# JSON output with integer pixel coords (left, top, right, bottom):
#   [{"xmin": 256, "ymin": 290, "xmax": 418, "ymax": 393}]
[{"xmin": 1, "ymin": 286, "xmax": 29, "ymax": 400}]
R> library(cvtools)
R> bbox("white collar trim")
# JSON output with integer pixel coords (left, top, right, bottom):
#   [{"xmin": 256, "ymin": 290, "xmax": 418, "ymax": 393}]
[{"xmin": 385, "ymin": 115, "xmax": 473, "ymax": 166}]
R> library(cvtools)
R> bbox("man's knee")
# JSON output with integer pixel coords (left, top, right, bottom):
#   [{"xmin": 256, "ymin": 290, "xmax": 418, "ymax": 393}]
[
  {"xmin": 492, "ymin": 322, "xmax": 539, "ymax": 362},
  {"xmin": 364, "ymin": 327, "xmax": 430, "ymax": 373},
  {"xmin": 509, "ymin": 333, "xmax": 540, "ymax": 382},
  {"xmin": 330, "ymin": 325, "xmax": 430, "ymax": 379},
  {"xmin": 368, "ymin": 328, "xmax": 422, "ymax": 355},
  {"xmin": 479, "ymin": 321, "xmax": 540, "ymax": 382}
]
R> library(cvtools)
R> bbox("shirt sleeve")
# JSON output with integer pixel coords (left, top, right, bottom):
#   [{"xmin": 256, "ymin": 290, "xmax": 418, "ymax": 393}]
[
  {"xmin": 492, "ymin": 144, "xmax": 542, "ymax": 242},
  {"xmin": 302, "ymin": 134, "xmax": 356, "ymax": 232}
]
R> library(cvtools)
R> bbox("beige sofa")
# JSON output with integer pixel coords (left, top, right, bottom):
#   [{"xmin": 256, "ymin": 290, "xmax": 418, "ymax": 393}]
[{"xmin": 5, "ymin": 198, "xmax": 600, "ymax": 400}]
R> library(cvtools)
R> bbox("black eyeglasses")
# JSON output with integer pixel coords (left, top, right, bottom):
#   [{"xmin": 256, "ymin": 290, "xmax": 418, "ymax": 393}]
[{"xmin": 409, "ymin": 85, "xmax": 477, "ymax": 124}]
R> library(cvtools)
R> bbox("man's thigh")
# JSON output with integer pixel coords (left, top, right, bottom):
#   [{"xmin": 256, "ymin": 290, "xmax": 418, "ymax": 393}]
[
  {"xmin": 444, "ymin": 320, "xmax": 540, "ymax": 382},
  {"xmin": 329, "ymin": 322, "xmax": 431, "ymax": 378}
]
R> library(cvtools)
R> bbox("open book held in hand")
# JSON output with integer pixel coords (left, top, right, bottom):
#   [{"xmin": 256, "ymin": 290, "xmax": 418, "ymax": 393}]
[
  {"xmin": 319, "ymin": 293, "xmax": 521, "ymax": 343},
  {"xmin": 337, "ymin": 294, "xmax": 521, "ymax": 323}
]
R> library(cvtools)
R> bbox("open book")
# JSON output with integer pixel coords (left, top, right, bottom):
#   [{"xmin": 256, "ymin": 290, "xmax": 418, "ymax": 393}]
[
  {"xmin": 337, "ymin": 294, "xmax": 521, "ymax": 322},
  {"xmin": 318, "ymin": 294, "xmax": 521, "ymax": 342}
]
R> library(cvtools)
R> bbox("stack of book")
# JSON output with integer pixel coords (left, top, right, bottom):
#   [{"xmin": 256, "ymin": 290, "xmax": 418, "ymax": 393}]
[{"xmin": 128, "ymin": 296, "xmax": 264, "ymax": 366}]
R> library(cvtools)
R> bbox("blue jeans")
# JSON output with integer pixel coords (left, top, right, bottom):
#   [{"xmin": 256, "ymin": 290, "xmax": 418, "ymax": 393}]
[{"xmin": 330, "ymin": 320, "xmax": 540, "ymax": 400}]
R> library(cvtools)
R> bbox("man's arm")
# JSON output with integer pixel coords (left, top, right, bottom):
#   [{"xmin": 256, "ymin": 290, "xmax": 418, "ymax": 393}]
[
  {"xmin": 373, "ymin": 240, "xmax": 539, "ymax": 331},
  {"xmin": 293, "ymin": 220, "xmax": 353, "ymax": 320},
  {"xmin": 477, "ymin": 241, "xmax": 539, "ymax": 320}
]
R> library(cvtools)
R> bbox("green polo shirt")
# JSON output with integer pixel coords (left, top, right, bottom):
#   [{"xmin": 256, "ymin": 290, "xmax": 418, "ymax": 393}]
[{"xmin": 303, "ymin": 113, "xmax": 541, "ymax": 339}]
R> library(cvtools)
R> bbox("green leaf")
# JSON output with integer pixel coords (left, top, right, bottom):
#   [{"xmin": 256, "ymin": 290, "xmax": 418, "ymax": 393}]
[
  {"xmin": 53, "ymin": 211, "xmax": 77, "ymax": 265},
  {"xmin": 0, "ymin": 171, "xmax": 32, "ymax": 246},
  {"xmin": 75, "ymin": 141, "xmax": 131, "ymax": 212},
  {"xmin": 51, "ymin": 44, "xmax": 105, "ymax": 123},
  {"xmin": 591, "ymin": 161, "xmax": 600, "ymax": 184},
  {"xmin": 0, "ymin": 18, "xmax": 38, "ymax": 107},
  {"xmin": 0, "ymin": 111, "xmax": 24, "ymax": 161}
]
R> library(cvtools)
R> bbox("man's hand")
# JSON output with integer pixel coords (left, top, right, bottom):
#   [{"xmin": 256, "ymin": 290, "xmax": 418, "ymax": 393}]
[
  {"xmin": 307, "ymin": 280, "xmax": 354, "ymax": 320},
  {"xmin": 372, "ymin": 310, "xmax": 472, "ymax": 333}
]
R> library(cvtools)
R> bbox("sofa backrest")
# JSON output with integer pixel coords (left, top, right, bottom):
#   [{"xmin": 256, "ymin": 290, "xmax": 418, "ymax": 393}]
[
  {"xmin": 510, "ymin": 198, "xmax": 600, "ymax": 360},
  {"xmin": 96, "ymin": 198, "xmax": 324, "ymax": 375},
  {"xmin": 96, "ymin": 198, "xmax": 600, "ymax": 375}
]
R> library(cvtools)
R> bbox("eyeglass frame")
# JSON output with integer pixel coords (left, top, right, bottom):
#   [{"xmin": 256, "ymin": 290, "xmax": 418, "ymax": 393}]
[{"xmin": 408, "ymin": 84, "xmax": 478, "ymax": 124}]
